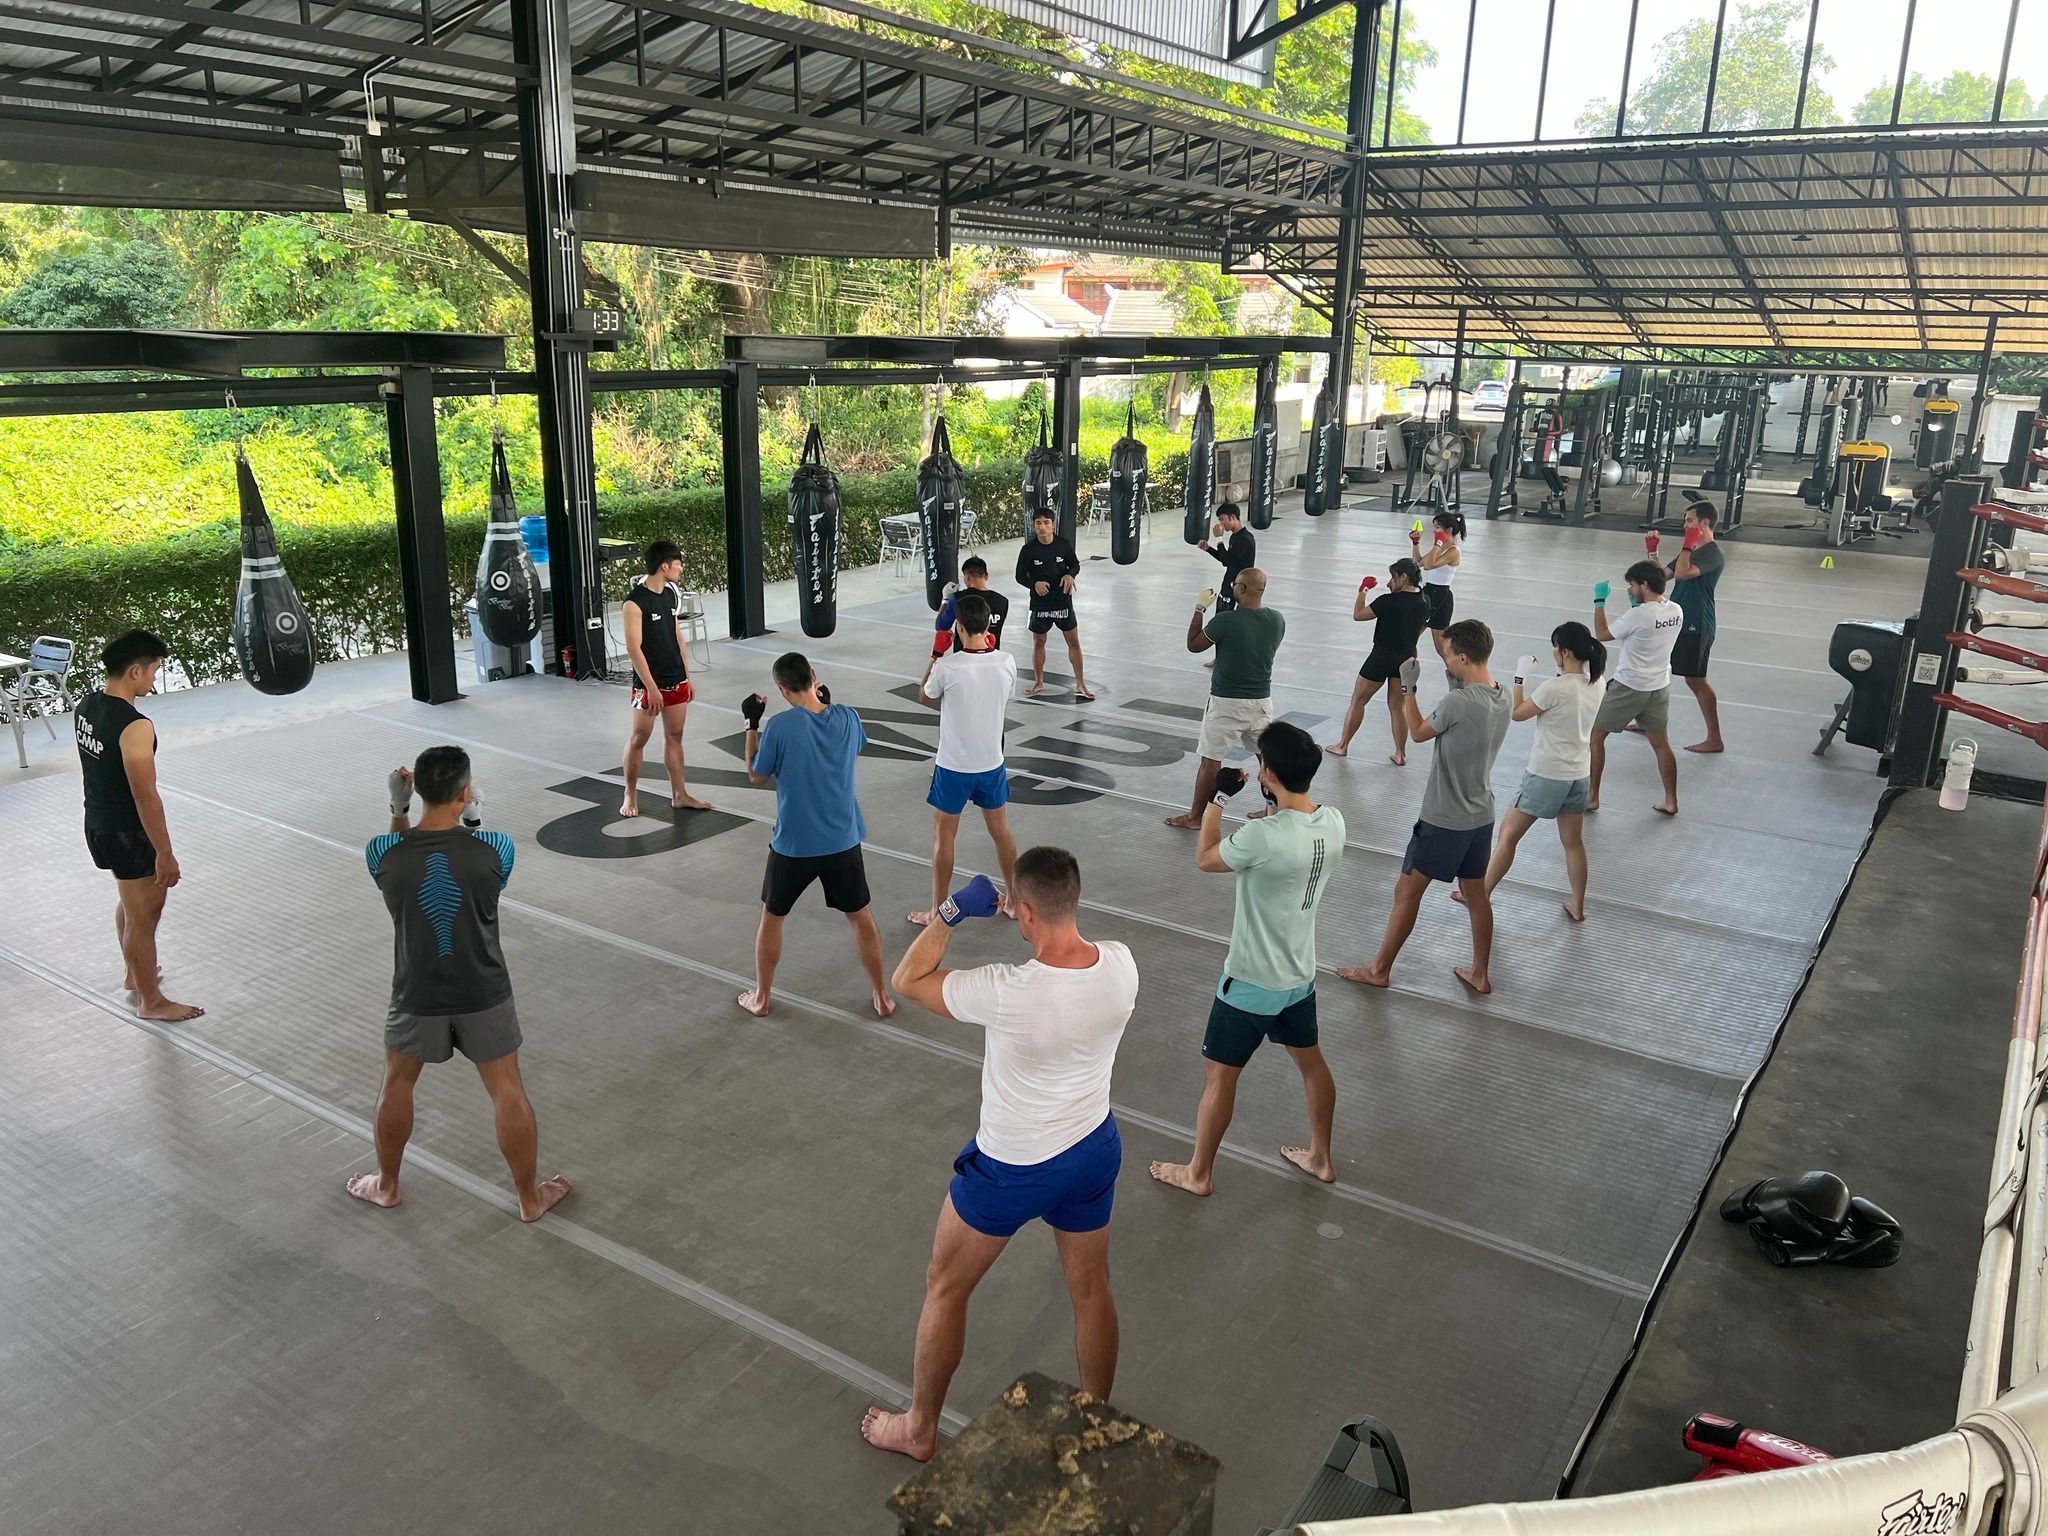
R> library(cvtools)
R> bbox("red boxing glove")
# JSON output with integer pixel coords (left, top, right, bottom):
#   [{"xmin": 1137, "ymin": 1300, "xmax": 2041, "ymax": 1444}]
[
  {"xmin": 1434, "ymin": 529, "xmax": 1449, "ymax": 546},
  {"xmin": 1645, "ymin": 531, "xmax": 1661, "ymax": 555},
  {"xmin": 1683, "ymin": 525, "xmax": 1705, "ymax": 551},
  {"xmin": 1360, "ymin": 574, "xmax": 1378, "ymax": 592},
  {"xmin": 932, "ymin": 631, "xmax": 953, "ymax": 659}
]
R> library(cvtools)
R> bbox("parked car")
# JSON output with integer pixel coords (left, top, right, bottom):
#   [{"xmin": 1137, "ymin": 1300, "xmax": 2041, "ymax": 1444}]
[{"xmin": 1472, "ymin": 379, "xmax": 1509, "ymax": 412}]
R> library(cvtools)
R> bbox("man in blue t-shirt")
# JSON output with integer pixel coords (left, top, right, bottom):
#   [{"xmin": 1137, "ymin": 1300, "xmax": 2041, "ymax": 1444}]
[{"xmin": 739, "ymin": 652, "xmax": 893, "ymax": 1020}]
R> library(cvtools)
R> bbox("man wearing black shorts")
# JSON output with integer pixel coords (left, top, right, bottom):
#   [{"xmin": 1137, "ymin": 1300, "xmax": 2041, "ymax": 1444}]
[
  {"xmin": 621, "ymin": 538, "xmax": 711, "ymax": 817},
  {"xmin": 74, "ymin": 630, "xmax": 203, "ymax": 1022},
  {"xmin": 739, "ymin": 652, "xmax": 894, "ymax": 1020},
  {"xmin": 1016, "ymin": 510, "xmax": 1094, "ymax": 700},
  {"xmin": 1328, "ymin": 556, "xmax": 1429, "ymax": 763},
  {"xmin": 1669, "ymin": 499, "xmax": 1726, "ymax": 754},
  {"xmin": 355, "ymin": 746, "xmax": 571, "ymax": 1223}
]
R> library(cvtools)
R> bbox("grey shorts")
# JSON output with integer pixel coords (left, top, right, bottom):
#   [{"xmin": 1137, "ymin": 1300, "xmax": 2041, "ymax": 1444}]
[
  {"xmin": 1594, "ymin": 681, "xmax": 1670, "ymax": 736},
  {"xmin": 386, "ymin": 996, "xmax": 523, "ymax": 1064},
  {"xmin": 1514, "ymin": 772, "xmax": 1591, "ymax": 819}
]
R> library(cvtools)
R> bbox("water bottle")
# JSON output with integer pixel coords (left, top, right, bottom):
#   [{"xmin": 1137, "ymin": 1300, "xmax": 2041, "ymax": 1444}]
[{"xmin": 1940, "ymin": 738, "xmax": 1979, "ymax": 811}]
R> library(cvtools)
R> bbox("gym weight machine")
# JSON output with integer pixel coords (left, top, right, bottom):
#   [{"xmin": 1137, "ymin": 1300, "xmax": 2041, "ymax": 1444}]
[{"xmin": 1644, "ymin": 371, "xmax": 1767, "ymax": 534}]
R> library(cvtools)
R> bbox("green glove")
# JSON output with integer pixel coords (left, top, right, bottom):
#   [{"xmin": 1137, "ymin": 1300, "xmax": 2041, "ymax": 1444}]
[{"xmin": 1594, "ymin": 580, "xmax": 1611, "ymax": 605}]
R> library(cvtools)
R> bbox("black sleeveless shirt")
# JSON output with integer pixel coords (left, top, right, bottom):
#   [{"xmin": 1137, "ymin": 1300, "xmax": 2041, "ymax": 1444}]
[
  {"xmin": 76, "ymin": 690, "xmax": 150, "ymax": 833},
  {"xmin": 626, "ymin": 582, "xmax": 688, "ymax": 689}
]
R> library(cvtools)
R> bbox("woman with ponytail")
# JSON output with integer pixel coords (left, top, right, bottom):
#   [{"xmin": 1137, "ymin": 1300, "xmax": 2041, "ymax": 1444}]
[
  {"xmin": 1457, "ymin": 621, "xmax": 1606, "ymax": 923},
  {"xmin": 1409, "ymin": 508, "xmax": 1466, "ymax": 661}
]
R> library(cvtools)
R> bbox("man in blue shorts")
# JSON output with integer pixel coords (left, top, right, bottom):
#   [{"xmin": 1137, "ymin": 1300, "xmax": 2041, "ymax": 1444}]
[
  {"xmin": 1339, "ymin": 619, "xmax": 1511, "ymax": 996},
  {"xmin": 911, "ymin": 591, "xmax": 1020, "ymax": 925},
  {"xmin": 738, "ymin": 651, "xmax": 893, "ymax": 1020},
  {"xmin": 352, "ymin": 746, "xmax": 571, "ymax": 1223},
  {"xmin": 1151, "ymin": 721, "xmax": 1344, "ymax": 1196},
  {"xmin": 862, "ymin": 848, "xmax": 1138, "ymax": 1461}
]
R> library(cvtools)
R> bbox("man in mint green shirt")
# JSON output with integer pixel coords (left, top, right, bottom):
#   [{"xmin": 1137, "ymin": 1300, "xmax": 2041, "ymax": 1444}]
[{"xmin": 1150, "ymin": 721, "xmax": 1345, "ymax": 1198}]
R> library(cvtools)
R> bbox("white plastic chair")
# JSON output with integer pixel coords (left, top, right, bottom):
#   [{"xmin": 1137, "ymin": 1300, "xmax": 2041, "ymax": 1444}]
[{"xmin": 9, "ymin": 635, "xmax": 77, "ymax": 737}]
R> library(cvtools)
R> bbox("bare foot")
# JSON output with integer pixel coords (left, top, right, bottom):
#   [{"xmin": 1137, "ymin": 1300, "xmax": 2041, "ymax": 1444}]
[
  {"xmin": 1584, "ymin": 799, "xmax": 1600, "ymax": 814},
  {"xmin": 619, "ymin": 795, "xmax": 640, "ymax": 818},
  {"xmin": 1624, "ymin": 722, "xmax": 1644, "ymax": 734},
  {"xmin": 1684, "ymin": 740, "xmax": 1724, "ymax": 754},
  {"xmin": 1075, "ymin": 687, "xmax": 1096, "ymax": 702},
  {"xmin": 1163, "ymin": 813, "xmax": 1203, "ymax": 830},
  {"xmin": 1454, "ymin": 965, "xmax": 1492, "ymax": 995},
  {"xmin": 118, "ymin": 964, "xmax": 164, "ymax": 993},
  {"xmin": 1025, "ymin": 680, "xmax": 1045, "ymax": 697},
  {"xmin": 345, "ymin": 1172, "xmax": 400, "ymax": 1209},
  {"xmin": 1653, "ymin": 801, "xmax": 1679, "ymax": 817},
  {"xmin": 136, "ymin": 997, "xmax": 205, "ymax": 1022},
  {"xmin": 1325, "ymin": 742, "xmax": 1349, "ymax": 757},
  {"xmin": 1389, "ymin": 753, "xmax": 1406, "ymax": 767},
  {"xmin": 860, "ymin": 1406, "xmax": 937, "ymax": 1461},
  {"xmin": 872, "ymin": 992, "xmax": 897, "ymax": 1019},
  {"xmin": 737, "ymin": 989, "xmax": 772, "ymax": 1017},
  {"xmin": 1203, "ymin": 659, "xmax": 1215, "ymax": 669},
  {"xmin": 518, "ymin": 1175, "xmax": 573, "ymax": 1223},
  {"xmin": 1562, "ymin": 900, "xmax": 1586, "ymax": 924},
  {"xmin": 1336, "ymin": 964, "xmax": 1390, "ymax": 989},
  {"xmin": 1148, "ymin": 1160, "xmax": 1213, "ymax": 1196},
  {"xmin": 906, "ymin": 910, "xmax": 934, "ymax": 927},
  {"xmin": 1451, "ymin": 887, "xmax": 1468, "ymax": 906},
  {"xmin": 671, "ymin": 794, "xmax": 714, "ymax": 811},
  {"xmin": 1281, "ymin": 1145, "xmax": 1336, "ymax": 1184}
]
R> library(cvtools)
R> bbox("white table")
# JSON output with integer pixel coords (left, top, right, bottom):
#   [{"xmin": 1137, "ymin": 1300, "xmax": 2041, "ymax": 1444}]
[{"xmin": 0, "ymin": 653, "xmax": 29, "ymax": 769}]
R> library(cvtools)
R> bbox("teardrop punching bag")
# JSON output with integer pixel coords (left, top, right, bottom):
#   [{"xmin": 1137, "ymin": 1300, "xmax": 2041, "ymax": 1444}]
[
  {"xmin": 788, "ymin": 423, "xmax": 842, "ymax": 638},
  {"xmin": 916, "ymin": 416, "xmax": 964, "ymax": 612},
  {"xmin": 1022, "ymin": 410, "xmax": 1067, "ymax": 542},
  {"xmin": 1304, "ymin": 381, "xmax": 1333, "ymax": 517},
  {"xmin": 1317, "ymin": 381, "xmax": 1346, "ymax": 509},
  {"xmin": 1182, "ymin": 384, "xmax": 1215, "ymax": 545},
  {"xmin": 232, "ymin": 450, "xmax": 316, "ymax": 696},
  {"xmin": 1248, "ymin": 373, "xmax": 1279, "ymax": 530},
  {"xmin": 476, "ymin": 437, "xmax": 545, "ymax": 648},
  {"xmin": 1108, "ymin": 402, "xmax": 1148, "ymax": 566}
]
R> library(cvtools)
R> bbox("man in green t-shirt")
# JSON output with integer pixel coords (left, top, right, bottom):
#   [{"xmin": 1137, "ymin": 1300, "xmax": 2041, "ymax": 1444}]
[
  {"xmin": 1668, "ymin": 498, "xmax": 1726, "ymax": 755},
  {"xmin": 1151, "ymin": 722, "xmax": 1345, "ymax": 1197},
  {"xmin": 1165, "ymin": 567, "xmax": 1286, "ymax": 830}
]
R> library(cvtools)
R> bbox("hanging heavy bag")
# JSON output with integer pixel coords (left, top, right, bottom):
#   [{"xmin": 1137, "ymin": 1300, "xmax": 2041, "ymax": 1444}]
[
  {"xmin": 1248, "ymin": 372, "xmax": 1279, "ymax": 530},
  {"xmin": 1022, "ymin": 409, "xmax": 1069, "ymax": 544},
  {"xmin": 232, "ymin": 450, "xmax": 317, "ymax": 696},
  {"xmin": 1108, "ymin": 402, "xmax": 1148, "ymax": 566},
  {"xmin": 1318, "ymin": 382, "xmax": 1346, "ymax": 509},
  {"xmin": 916, "ymin": 415, "xmax": 964, "ymax": 612},
  {"xmin": 1182, "ymin": 384, "xmax": 1216, "ymax": 545},
  {"xmin": 1304, "ymin": 381, "xmax": 1332, "ymax": 517},
  {"xmin": 788, "ymin": 423, "xmax": 842, "ymax": 639},
  {"xmin": 476, "ymin": 437, "xmax": 545, "ymax": 648}
]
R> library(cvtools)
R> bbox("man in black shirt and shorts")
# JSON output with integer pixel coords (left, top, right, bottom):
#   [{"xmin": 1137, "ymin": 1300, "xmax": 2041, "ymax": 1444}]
[
  {"xmin": 1016, "ymin": 510, "xmax": 1094, "ymax": 701},
  {"xmin": 354, "ymin": 745, "xmax": 571, "ymax": 1223},
  {"xmin": 621, "ymin": 538, "xmax": 712, "ymax": 817},
  {"xmin": 1328, "ymin": 557, "xmax": 1429, "ymax": 764},
  {"xmin": 74, "ymin": 630, "xmax": 203, "ymax": 1022}
]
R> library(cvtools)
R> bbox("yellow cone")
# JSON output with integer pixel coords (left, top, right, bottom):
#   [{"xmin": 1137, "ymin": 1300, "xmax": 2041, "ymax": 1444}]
[{"xmin": 1821, "ymin": 555, "xmax": 1835, "ymax": 569}]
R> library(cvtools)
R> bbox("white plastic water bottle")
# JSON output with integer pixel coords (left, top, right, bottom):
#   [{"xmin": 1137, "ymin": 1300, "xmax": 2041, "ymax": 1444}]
[{"xmin": 1940, "ymin": 738, "xmax": 1979, "ymax": 811}]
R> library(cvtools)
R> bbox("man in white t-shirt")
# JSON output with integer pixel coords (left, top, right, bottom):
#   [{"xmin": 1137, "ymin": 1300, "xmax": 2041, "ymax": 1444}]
[
  {"xmin": 912, "ymin": 591, "xmax": 1021, "ymax": 924},
  {"xmin": 1590, "ymin": 560, "xmax": 1684, "ymax": 816},
  {"xmin": 862, "ymin": 848, "xmax": 1139, "ymax": 1463}
]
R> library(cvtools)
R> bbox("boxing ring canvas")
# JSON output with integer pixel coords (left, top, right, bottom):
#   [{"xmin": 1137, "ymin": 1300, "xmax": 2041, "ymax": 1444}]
[{"xmin": 0, "ymin": 506, "xmax": 1929, "ymax": 1533}]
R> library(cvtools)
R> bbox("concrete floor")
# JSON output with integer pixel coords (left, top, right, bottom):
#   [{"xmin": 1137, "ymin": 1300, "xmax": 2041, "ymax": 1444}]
[{"xmin": 0, "ymin": 495, "xmax": 1941, "ymax": 1530}]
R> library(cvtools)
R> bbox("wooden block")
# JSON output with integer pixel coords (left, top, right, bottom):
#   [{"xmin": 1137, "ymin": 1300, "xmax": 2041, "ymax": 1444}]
[{"xmin": 887, "ymin": 1372, "xmax": 1220, "ymax": 1536}]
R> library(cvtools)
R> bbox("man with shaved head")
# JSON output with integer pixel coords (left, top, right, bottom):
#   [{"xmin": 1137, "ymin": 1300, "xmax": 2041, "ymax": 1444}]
[{"xmin": 1167, "ymin": 566, "xmax": 1287, "ymax": 830}]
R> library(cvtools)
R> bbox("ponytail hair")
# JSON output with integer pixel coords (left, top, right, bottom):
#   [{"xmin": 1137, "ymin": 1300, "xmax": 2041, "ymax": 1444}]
[
  {"xmin": 1433, "ymin": 508, "xmax": 1467, "ymax": 541},
  {"xmin": 1551, "ymin": 620, "xmax": 1605, "ymax": 685}
]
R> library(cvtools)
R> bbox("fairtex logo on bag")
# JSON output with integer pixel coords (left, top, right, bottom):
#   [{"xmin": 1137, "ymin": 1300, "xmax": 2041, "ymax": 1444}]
[{"xmin": 1877, "ymin": 1489, "xmax": 1965, "ymax": 1535}]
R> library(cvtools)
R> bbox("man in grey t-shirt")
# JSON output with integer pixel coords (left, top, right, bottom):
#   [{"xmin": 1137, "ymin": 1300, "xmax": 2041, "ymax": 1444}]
[{"xmin": 1339, "ymin": 619, "xmax": 1511, "ymax": 996}]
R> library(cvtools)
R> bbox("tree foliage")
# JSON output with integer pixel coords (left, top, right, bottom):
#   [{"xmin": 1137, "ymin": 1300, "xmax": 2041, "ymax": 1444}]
[
  {"xmin": 0, "ymin": 238, "xmax": 189, "ymax": 329},
  {"xmin": 1577, "ymin": 0, "xmax": 1836, "ymax": 137},
  {"xmin": 1854, "ymin": 70, "xmax": 2037, "ymax": 126}
]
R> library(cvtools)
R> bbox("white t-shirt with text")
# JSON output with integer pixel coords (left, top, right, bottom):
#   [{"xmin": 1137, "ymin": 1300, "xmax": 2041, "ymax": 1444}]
[
  {"xmin": 941, "ymin": 940, "xmax": 1139, "ymax": 1165},
  {"xmin": 1524, "ymin": 672, "xmax": 1607, "ymax": 781},
  {"xmin": 926, "ymin": 647, "xmax": 1019, "ymax": 773},
  {"xmin": 1607, "ymin": 598, "xmax": 1684, "ymax": 691}
]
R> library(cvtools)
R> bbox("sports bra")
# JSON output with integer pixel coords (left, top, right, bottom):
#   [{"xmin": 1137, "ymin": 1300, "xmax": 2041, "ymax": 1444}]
[{"xmin": 1424, "ymin": 554, "xmax": 1458, "ymax": 587}]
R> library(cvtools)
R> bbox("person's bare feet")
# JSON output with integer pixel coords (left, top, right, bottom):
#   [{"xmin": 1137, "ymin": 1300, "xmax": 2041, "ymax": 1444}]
[
  {"xmin": 1149, "ymin": 1160, "xmax": 1213, "ymax": 1196},
  {"xmin": 1653, "ymin": 800, "xmax": 1679, "ymax": 817},
  {"xmin": 345, "ymin": 1172, "xmax": 400, "ymax": 1209},
  {"xmin": 1025, "ymin": 680, "xmax": 1046, "ymax": 697},
  {"xmin": 1562, "ymin": 900, "xmax": 1586, "ymax": 924},
  {"xmin": 518, "ymin": 1175, "xmax": 573, "ymax": 1223},
  {"xmin": 1684, "ymin": 740, "xmax": 1724, "ymax": 754},
  {"xmin": 671, "ymin": 793, "xmax": 714, "ymax": 811},
  {"xmin": 907, "ymin": 910, "xmax": 934, "ymax": 927},
  {"xmin": 1163, "ymin": 813, "xmax": 1203, "ymax": 830},
  {"xmin": 1584, "ymin": 798, "xmax": 1600, "ymax": 813},
  {"xmin": 1281, "ymin": 1145, "xmax": 1335, "ymax": 1183},
  {"xmin": 737, "ymin": 989, "xmax": 771, "ymax": 1017},
  {"xmin": 1389, "ymin": 753, "xmax": 1406, "ymax": 767},
  {"xmin": 860, "ymin": 1406, "xmax": 937, "ymax": 1461},
  {"xmin": 1325, "ymin": 742, "xmax": 1349, "ymax": 757},
  {"xmin": 1075, "ymin": 687, "xmax": 1096, "ymax": 702},
  {"xmin": 1624, "ymin": 721, "xmax": 1645, "ymax": 735},
  {"xmin": 136, "ymin": 997, "xmax": 204, "ymax": 1022},
  {"xmin": 119, "ymin": 964, "xmax": 164, "ymax": 993},
  {"xmin": 872, "ymin": 991, "xmax": 897, "ymax": 1019},
  {"xmin": 1336, "ymin": 963, "xmax": 1390, "ymax": 988},
  {"xmin": 1451, "ymin": 887, "xmax": 1468, "ymax": 906},
  {"xmin": 1454, "ymin": 965, "xmax": 1492, "ymax": 995},
  {"xmin": 619, "ymin": 794, "xmax": 640, "ymax": 818}
]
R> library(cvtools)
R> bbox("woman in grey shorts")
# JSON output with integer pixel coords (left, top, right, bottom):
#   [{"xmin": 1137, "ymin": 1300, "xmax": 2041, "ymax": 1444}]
[{"xmin": 1459, "ymin": 623, "xmax": 1607, "ymax": 924}]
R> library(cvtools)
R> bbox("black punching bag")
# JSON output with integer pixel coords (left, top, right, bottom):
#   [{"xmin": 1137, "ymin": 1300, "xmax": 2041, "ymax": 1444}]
[
  {"xmin": 788, "ymin": 423, "xmax": 842, "ymax": 639},
  {"xmin": 1182, "ymin": 384, "xmax": 1215, "ymax": 545},
  {"xmin": 1304, "ymin": 381, "xmax": 1333, "ymax": 517},
  {"xmin": 1108, "ymin": 402, "xmax": 1148, "ymax": 566},
  {"xmin": 233, "ymin": 450, "xmax": 316, "ymax": 695},
  {"xmin": 1022, "ymin": 410, "xmax": 1067, "ymax": 542},
  {"xmin": 917, "ymin": 416, "xmax": 964, "ymax": 612},
  {"xmin": 476, "ymin": 437, "xmax": 545, "ymax": 647},
  {"xmin": 1248, "ymin": 372, "xmax": 1279, "ymax": 530}
]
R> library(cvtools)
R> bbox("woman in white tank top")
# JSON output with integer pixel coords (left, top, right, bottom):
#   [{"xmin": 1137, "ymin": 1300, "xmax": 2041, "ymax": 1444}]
[{"xmin": 1409, "ymin": 509, "xmax": 1464, "ymax": 658}]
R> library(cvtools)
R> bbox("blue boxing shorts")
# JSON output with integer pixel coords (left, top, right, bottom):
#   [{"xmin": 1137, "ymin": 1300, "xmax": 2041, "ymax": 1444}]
[
  {"xmin": 928, "ymin": 764, "xmax": 1011, "ymax": 816},
  {"xmin": 948, "ymin": 1114, "xmax": 1122, "ymax": 1238}
]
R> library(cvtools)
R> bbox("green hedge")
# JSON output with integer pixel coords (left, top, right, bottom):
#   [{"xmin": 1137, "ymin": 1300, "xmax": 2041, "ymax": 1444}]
[{"xmin": 0, "ymin": 449, "xmax": 1188, "ymax": 685}]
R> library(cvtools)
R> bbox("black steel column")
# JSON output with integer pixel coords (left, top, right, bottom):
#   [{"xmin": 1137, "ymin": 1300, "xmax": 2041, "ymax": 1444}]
[
  {"xmin": 722, "ymin": 361, "xmax": 767, "ymax": 638},
  {"xmin": 1326, "ymin": 0, "xmax": 1382, "ymax": 511},
  {"xmin": 1793, "ymin": 374, "xmax": 1816, "ymax": 457},
  {"xmin": 384, "ymin": 365, "xmax": 462, "ymax": 705},
  {"xmin": 1965, "ymin": 316, "xmax": 2000, "ymax": 463},
  {"xmin": 1890, "ymin": 472, "xmax": 1995, "ymax": 789},
  {"xmin": 512, "ymin": 0, "xmax": 604, "ymax": 680},
  {"xmin": 1051, "ymin": 359, "xmax": 1083, "ymax": 539}
]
